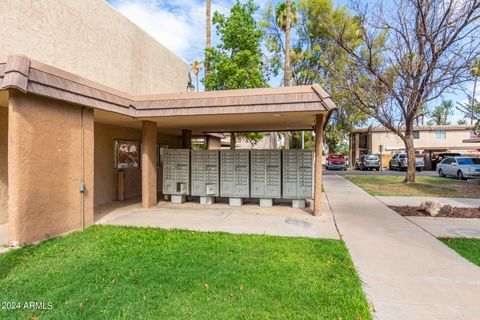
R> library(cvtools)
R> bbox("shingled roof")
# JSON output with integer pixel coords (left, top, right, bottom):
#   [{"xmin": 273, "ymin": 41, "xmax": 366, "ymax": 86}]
[{"xmin": 0, "ymin": 55, "xmax": 336, "ymax": 120}]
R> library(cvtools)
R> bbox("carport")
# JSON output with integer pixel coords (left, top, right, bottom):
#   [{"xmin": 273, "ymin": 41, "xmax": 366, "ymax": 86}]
[{"xmin": 0, "ymin": 55, "xmax": 336, "ymax": 245}]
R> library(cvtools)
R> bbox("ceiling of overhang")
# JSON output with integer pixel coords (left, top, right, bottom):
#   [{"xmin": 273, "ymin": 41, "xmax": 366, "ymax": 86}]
[{"xmin": 94, "ymin": 109, "xmax": 318, "ymax": 136}]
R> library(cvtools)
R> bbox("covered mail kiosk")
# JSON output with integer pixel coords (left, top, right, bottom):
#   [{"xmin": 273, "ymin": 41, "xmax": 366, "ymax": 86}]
[{"xmin": 1, "ymin": 55, "xmax": 336, "ymax": 245}]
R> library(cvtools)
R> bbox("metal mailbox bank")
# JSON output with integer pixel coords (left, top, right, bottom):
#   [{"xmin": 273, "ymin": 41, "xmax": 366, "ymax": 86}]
[
  {"xmin": 162, "ymin": 149, "xmax": 190, "ymax": 204},
  {"xmin": 282, "ymin": 150, "xmax": 314, "ymax": 208},
  {"xmin": 250, "ymin": 150, "xmax": 281, "ymax": 207},
  {"xmin": 220, "ymin": 150, "xmax": 250, "ymax": 206},
  {"xmin": 191, "ymin": 150, "xmax": 219, "ymax": 205}
]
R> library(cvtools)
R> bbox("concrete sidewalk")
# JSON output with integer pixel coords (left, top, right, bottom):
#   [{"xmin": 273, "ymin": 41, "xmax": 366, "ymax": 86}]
[
  {"xmin": 406, "ymin": 216, "xmax": 480, "ymax": 238},
  {"xmin": 323, "ymin": 175, "xmax": 480, "ymax": 320},
  {"xmin": 96, "ymin": 194, "xmax": 339, "ymax": 239},
  {"xmin": 377, "ymin": 196, "xmax": 480, "ymax": 208}
]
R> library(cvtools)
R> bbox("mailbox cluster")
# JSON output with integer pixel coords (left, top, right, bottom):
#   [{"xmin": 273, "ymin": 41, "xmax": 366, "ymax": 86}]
[
  {"xmin": 162, "ymin": 149, "xmax": 314, "ymax": 208},
  {"xmin": 191, "ymin": 150, "xmax": 220, "ymax": 205},
  {"xmin": 162, "ymin": 149, "xmax": 190, "ymax": 204}
]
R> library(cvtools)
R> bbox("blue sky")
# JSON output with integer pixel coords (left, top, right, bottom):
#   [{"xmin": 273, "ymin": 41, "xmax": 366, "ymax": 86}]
[{"xmin": 106, "ymin": 0, "xmax": 475, "ymax": 123}]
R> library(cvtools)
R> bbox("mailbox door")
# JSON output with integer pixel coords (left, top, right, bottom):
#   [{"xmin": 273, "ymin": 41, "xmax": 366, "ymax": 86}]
[
  {"xmin": 265, "ymin": 150, "xmax": 281, "ymax": 198},
  {"xmin": 250, "ymin": 150, "xmax": 266, "ymax": 197},
  {"xmin": 191, "ymin": 150, "xmax": 205, "ymax": 196},
  {"xmin": 234, "ymin": 150, "xmax": 249, "ymax": 197},
  {"xmin": 220, "ymin": 150, "xmax": 235, "ymax": 197}
]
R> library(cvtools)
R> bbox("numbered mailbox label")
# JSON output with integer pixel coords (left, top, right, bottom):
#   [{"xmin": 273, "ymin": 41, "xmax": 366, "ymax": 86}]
[
  {"xmin": 220, "ymin": 150, "xmax": 250, "ymax": 197},
  {"xmin": 163, "ymin": 149, "xmax": 190, "ymax": 195},
  {"xmin": 191, "ymin": 150, "xmax": 219, "ymax": 196},
  {"xmin": 282, "ymin": 150, "xmax": 314, "ymax": 199},
  {"xmin": 250, "ymin": 150, "xmax": 281, "ymax": 198}
]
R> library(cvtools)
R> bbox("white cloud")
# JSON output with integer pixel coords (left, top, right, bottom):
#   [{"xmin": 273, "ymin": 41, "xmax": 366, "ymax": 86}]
[{"xmin": 108, "ymin": 0, "xmax": 240, "ymax": 63}]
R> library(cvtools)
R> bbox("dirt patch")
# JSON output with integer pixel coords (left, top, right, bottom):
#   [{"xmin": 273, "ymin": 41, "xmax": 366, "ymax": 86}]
[{"xmin": 390, "ymin": 206, "xmax": 480, "ymax": 218}]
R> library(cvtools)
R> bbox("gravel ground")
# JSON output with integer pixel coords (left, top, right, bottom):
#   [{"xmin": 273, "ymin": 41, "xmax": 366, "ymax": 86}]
[{"xmin": 390, "ymin": 206, "xmax": 480, "ymax": 218}]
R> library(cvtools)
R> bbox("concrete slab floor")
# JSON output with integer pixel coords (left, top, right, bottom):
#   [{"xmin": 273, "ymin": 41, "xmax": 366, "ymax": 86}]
[
  {"xmin": 94, "ymin": 194, "xmax": 339, "ymax": 239},
  {"xmin": 406, "ymin": 216, "xmax": 480, "ymax": 238},
  {"xmin": 323, "ymin": 175, "xmax": 480, "ymax": 320}
]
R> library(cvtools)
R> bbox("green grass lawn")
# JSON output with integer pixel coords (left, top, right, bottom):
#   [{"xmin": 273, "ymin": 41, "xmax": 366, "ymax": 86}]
[
  {"xmin": 344, "ymin": 175, "xmax": 480, "ymax": 198},
  {"xmin": 0, "ymin": 226, "xmax": 371, "ymax": 320},
  {"xmin": 440, "ymin": 238, "xmax": 480, "ymax": 266}
]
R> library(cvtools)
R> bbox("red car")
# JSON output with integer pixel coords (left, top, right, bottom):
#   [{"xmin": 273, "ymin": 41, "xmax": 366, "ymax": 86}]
[{"xmin": 326, "ymin": 154, "xmax": 348, "ymax": 170}]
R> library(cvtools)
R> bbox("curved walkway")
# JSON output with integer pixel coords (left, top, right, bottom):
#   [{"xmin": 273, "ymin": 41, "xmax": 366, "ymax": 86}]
[{"xmin": 324, "ymin": 175, "xmax": 480, "ymax": 320}]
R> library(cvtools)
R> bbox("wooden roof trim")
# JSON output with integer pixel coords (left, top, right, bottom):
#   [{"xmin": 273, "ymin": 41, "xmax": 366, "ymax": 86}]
[{"xmin": 0, "ymin": 55, "xmax": 337, "ymax": 118}]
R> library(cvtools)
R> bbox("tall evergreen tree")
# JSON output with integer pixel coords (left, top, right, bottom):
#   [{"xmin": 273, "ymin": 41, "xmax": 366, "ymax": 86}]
[{"xmin": 204, "ymin": 0, "xmax": 268, "ymax": 147}]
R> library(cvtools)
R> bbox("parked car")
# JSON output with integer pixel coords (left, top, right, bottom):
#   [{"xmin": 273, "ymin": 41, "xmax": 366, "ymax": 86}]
[
  {"xmin": 389, "ymin": 153, "xmax": 425, "ymax": 171},
  {"xmin": 326, "ymin": 154, "xmax": 348, "ymax": 170},
  {"xmin": 432, "ymin": 152, "xmax": 461, "ymax": 170},
  {"xmin": 355, "ymin": 154, "xmax": 380, "ymax": 171},
  {"xmin": 436, "ymin": 157, "xmax": 480, "ymax": 180}
]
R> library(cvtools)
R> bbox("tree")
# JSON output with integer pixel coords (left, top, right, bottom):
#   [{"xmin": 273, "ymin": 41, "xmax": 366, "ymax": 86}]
[
  {"xmin": 427, "ymin": 100, "xmax": 454, "ymax": 125},
  {"xmin": 457, "ymin": 95, "xmax": 480, "ymax": 122},
  {"xmin": 333, "ymin": 0, "xmax": 480, "ymax": 183},
  {"xmin": 205, "ymin": 0, "xmax": 212, "ymax": 78},
  {"xmin": 190, "ymin": 60, "xmax": 202, "ymax": 92},
  {"xmin": 457, "ymin": 119, "xmax": 467, "ymax": 125},
  {"xmin": 264, "ymin": 0, "xmax": 368, "ymax": 155},
  {"xmin": 283, "ymin": 0, "xmax": 292, "ymax": 87},
  {"xmin": 204, "ymin": 0, "xmax": 268, "ymax": 147},
  {"xmin": 269, "ymin": 1, "xmax": 299, "ymax": 149},
  {"xmin": 470, "ymin": 59, "xmax": 480, "ymax": 124},
  {"xmin": 415, "ymin": 104, "xmax": 428, "ymax": 126}
]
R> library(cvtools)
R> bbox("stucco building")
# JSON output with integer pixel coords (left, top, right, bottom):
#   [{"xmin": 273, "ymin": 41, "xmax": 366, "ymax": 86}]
[
  {"xmin": 0, "ymin": 0, "xmax": 335, "ymax": 245},
  {"xmin": 350, "ymin": 125, "xmax": 480, "ymax": 168}
]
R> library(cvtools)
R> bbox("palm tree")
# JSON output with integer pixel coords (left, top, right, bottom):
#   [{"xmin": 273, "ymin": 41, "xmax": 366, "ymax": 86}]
[
  {"xmin": 205, "ymin": 0, "xmax": 211, "ymax": 79},
  {"xmin": 190, "ymin": 60, "xmax": 202, "ymax": 92},
  {"xmin": 427, "ymin": 100, "xmax": 453, "ymax": 125},
  {"xmin": 284, "ymin": 0, "xmax": 291, "ymax": 87},
  {"xmin": 470, "ymin": 59, "xmax": 480, "ymax": 124},
  {"xmin": 275, "ymin": 1, "xmax": 298, "ymax": 149}
]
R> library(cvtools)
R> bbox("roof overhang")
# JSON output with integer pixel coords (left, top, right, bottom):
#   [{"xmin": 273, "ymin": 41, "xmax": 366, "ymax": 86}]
[
  {"xmin": 0, "ymin": 55, "xmax": 336, "ymax": 132},
  {"xmin": 463, "ymin": 138, "xmax": 480, "ymax": 144}
]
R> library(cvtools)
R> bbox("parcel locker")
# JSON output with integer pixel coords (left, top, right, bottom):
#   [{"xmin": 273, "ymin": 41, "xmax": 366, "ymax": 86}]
[
  {"xmin": 220, "ymin": 150, "xmax": 250, "ymax": 198},
  {"xmin": 250, "ymin": 150, "xmax": 281, "ymax": 198},
  {"xmin": 162, "ymin": 149, "xmax": 190, "ymax": 195},
  {"xmin": 282, "ymin": 150, "xmax": 314, "ymax": 199},
  {"xmin": 191, "ymin": 150, "xmax": 219, "ymax": 196}
]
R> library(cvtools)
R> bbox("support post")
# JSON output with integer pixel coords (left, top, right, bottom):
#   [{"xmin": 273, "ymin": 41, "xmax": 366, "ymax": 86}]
[
  {"xmin": 349, "ymin": 133, "xmax": 353, "ymax": 167},
  {"xmin": 142, "ymin": 121, "xmax": 157, "ymax": 208},
  {"xmin": 229, "ymin": 133, "xmax": 236, "ymax": 150},
  {"xmin": 181, "ymin": 129, "xmax": 192, "ymax": 149},
  {"xmin": 207, "ymin": 135, "xmax": 221, "ymax": 150},
  {"xmin": 354, "ymin": 132, "xmax": 360, "ymax": 163},
  {"xmin": 314, "ymin": 114, "xmax": 325, "ymax": 216}
]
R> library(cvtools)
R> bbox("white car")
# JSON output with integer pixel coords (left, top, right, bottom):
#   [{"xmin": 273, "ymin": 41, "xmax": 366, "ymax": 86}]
[{"xmin": 436, "ymin": 157, "xmax": 480, "ymax": 180}]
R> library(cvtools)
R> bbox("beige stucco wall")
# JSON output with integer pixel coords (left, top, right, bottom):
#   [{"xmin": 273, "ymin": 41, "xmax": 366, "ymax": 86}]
[
  {"xmin": 0, "ymin": 0, "xmax": 189, "ymax": 95},
  {"xmin": 0, "ymin": 107, "xmax": 8, "ymax": 224},
  {"xmin": 8, "ymin": 92, "xmax": 94, "ymax": 245},
  {"xmin": 371, "ymin": 129, "xmax": 479, "ymax": 154},
  {"xmin": 94, "ymin": 122, "xmax": 181, "ymax": 207}
]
